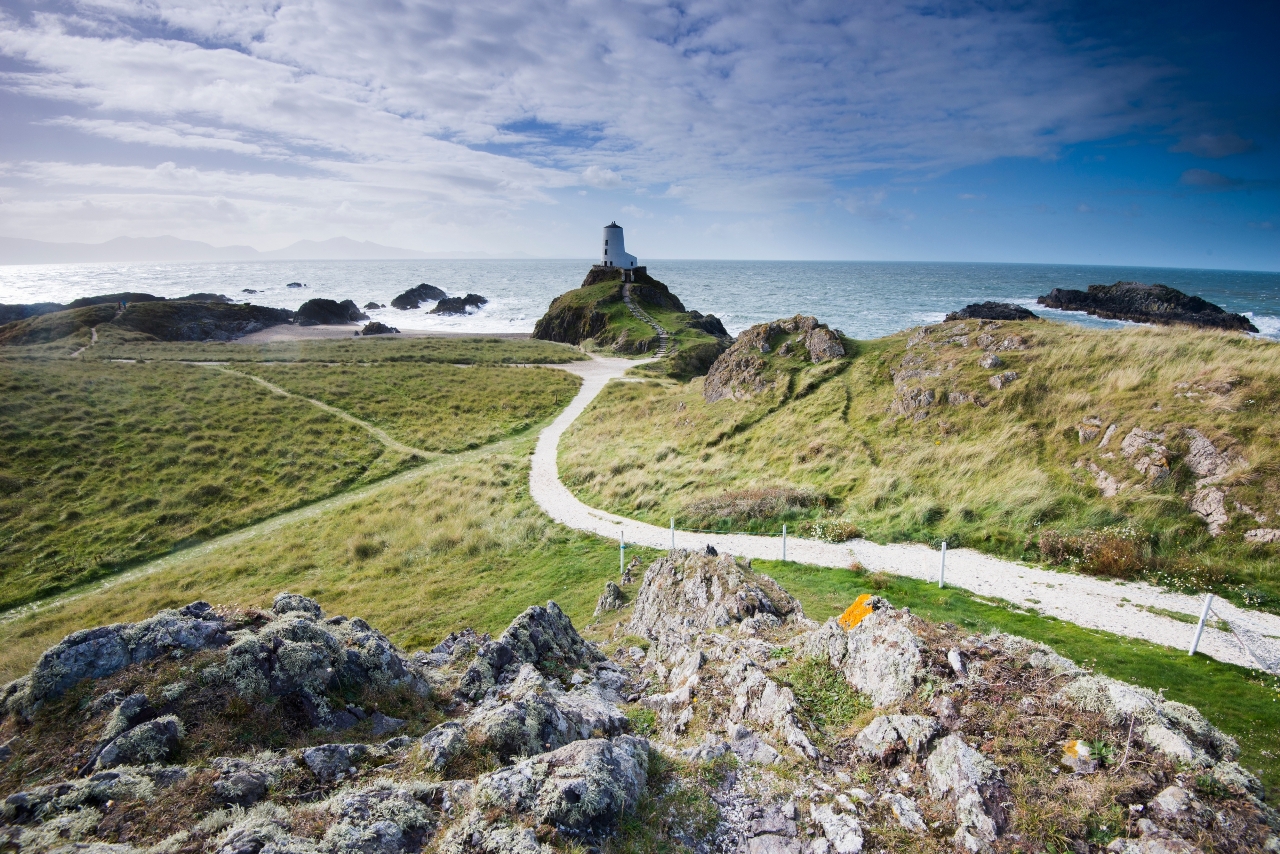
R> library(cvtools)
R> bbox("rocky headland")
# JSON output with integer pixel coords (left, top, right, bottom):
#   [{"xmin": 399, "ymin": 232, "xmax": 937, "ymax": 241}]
[
  {"xmin": 1037, "ymin": 282, "xmax": 1258, "ymax": 333},
  {"xmin": 0, "ymin": 297, "xmax": 294, "ymax": 346},
  {"xmin": 532, "ymin": 266, "xmax": 729, "ymax": 362},
  {"xmin": 4, "ymin": 552, "xmax": 1266, "ymax": 853}
]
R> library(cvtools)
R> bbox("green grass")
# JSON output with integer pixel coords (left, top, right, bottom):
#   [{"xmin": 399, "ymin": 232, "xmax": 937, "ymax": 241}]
[
  {"xmin": 760, "ymin": 559, "xmax": 1280, "ymax": 799},
  {"xmin": 246, "ymin": 363, "xmax": 580, "ymax": 452},
  {"xmin": 0, "ymin": 439, "xmax": 656, "ymax": 684},
  {"xmin": 560, "ymin": 320, "xmax": 1280, "ymax": 609},
  {"xmin": 0, "ymin": 359, "xmax": 412, "ymax": 610},
  {"xmin": 0, "ymin": 354, "xmax": 579, "ymax": 611},
  {"xmin": 83, "ymin": 334, "xmax": 586, "ymax": 364}
]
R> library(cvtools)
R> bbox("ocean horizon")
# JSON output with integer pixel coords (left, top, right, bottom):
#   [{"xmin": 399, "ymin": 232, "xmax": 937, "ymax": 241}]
[{"xmin": 3, "ymin": 258, "xmax": 1279, "ymax": 340}]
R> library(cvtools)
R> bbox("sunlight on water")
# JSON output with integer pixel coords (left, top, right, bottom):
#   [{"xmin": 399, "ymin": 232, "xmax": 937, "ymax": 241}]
[{"xmin": 1, "ymin": 259, "xmax": 1277, "ymax": 339}]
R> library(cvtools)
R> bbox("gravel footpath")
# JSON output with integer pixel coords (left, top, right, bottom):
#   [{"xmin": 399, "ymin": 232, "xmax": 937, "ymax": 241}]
[{"xmin": 533, "ymin": 354, "xmax": 1280, "ymax": 672}]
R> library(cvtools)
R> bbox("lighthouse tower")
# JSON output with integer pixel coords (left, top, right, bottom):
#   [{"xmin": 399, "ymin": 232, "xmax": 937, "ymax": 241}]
[{"xmin": 601, "ymin": 222, "xmax": 637, "ymax": 270}]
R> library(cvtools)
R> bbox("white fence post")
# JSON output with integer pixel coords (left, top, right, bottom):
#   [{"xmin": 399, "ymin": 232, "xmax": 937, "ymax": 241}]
[
  {"xmin": 1189, "ymin": 593, "xmax": 1214, "ymax": 656},
  {"xmin": 671, "ymin": 518, "xmax": 675, "ymax": 550},
  {"xmin": 938, "ymin": 541, "xmax": 947, "ymax": 588},
  {"xmin": 782, "ymin": 524, "xmax": 787, "ymax": 562},
  {"xmin": 620, "ymin": 531, "xmax": 625, "ymax": 576}
]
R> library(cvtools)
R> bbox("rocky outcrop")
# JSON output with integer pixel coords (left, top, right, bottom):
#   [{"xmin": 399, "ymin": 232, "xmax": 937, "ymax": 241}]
[
  {"xmin": 430, "ymin": 293, "xmax": 488, "ymax": 315},
  {"xmin": 797, "ymin": 600, "xmax": 924, "ymax": 707},
  {"xmin": 945, "ymin": 302, "xmax": 1038, "ymax": 322},
  {"xmin": 628, "ymin": 550, "xmax": 810, "ymax": 652},
  {"xmin": 295, "ymin": 298, "xmax": 368, "ymax": 325},
  {"xmin": 704, "ymin": 315, "xmax": 845, "ymax": 403},
  {"xmin": 0, "ymin": 576, "xmax": 1270, "ymax": 854},
  {"xmin": 391, "ymin": 283, "xmax": 447, "ymax": 310},
  {"xmin": 1037, "ymin": 282, "xmax": 1258, "ymax": 332},
  {"xmin": 360, "ymin": 321, "xmax": 400, "ymax": 335}
]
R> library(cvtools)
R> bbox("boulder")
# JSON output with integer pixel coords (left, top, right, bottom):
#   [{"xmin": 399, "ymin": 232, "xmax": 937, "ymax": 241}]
[
  {"xmin": 798, "ymin": 607, "xmax": 923, "ymax": 708},
  {"xmin": 945, "ymin": 302, "xmax": 1037, "ymax": 322},
  {"xmin": 457, "ymin": 601, "xmax": 603, "ymax": 700},
  {"xmin": 926, "ymin": 734, "xmax": 1009, "ymax": 852},
  {"xmin": 360, "ymin": 321, "xmax": 400, "ymax": 335},
  {"xmin": 882, "ymin": 792, "xmax": 927, "ymax": 833},
  {"xmin": 1037, "ymin": 281, "xmax": 1257, "ymax": 332},
  {"xmin": 628, "ymin": 551, "xmax": 809, "ymax": 652},
  {"xmin": 988, "ymin": 371, "xmax": 1019, "ymax": 390},
  {"xmin": 978, "ymin": 352, "xmax": 1003, "ymax": 370},
  {"xmin": 418, "ymin": 722, "xmax": 467, "ymax": 772},
  {"xmin": 704, "ymin": 315, "xmax": 844, "ymax": 402},
  {"xmin": 468, "ymin": 735, "xmax": 649, "ymax": 837},
  {"xmin": 594, "ymin": 581, "xmax": 625, "ymax": 616},
  {"xmin": 5, "ymin": 602, "xmax": 229, "ymax": 715},
  {"xmin": 853, "ymin": 714, "xmax": 938, "ymax": 763},
  {"xmin": 810, "ymin": 803, "xmax": 863, "ymax": 853},
  {"xmin": 430, "ymin": 294, "xmax": 488, "ymax": 315},
  {"xmin": 1190, "ymin": 487, "xmax": 1228, "ymax": 536},
  {"xmin": 391, "ymin": 283, "xmax": 447, "ymax": 310},
  {"xmin": 804, "ymin": 327, "xmax": 846, "ymax": 363},
  {"xmin": 96, "ymin": 716, "xmax": 184, "ymax": 768}
]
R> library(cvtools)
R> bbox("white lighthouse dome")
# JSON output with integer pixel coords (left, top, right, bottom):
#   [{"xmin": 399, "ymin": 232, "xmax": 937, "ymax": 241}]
[{"xmin": 601, "ymin": 221, "xmax": 637, "ymax": 269}]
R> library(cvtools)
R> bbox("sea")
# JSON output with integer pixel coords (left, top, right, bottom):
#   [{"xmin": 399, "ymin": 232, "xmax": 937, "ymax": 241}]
[{"xmin": 1, "ymin": 259, "xmax": 1278, "ymax": 340}]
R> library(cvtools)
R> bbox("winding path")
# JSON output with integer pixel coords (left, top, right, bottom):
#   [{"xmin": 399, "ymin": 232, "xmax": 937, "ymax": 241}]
[
  {"xmin": 622, "ymin": 283, "xmax": 671, "ymax": 357},
  {"xmin": 532, "ymin": 354, "xmax": 1280, "ymax": 671}
]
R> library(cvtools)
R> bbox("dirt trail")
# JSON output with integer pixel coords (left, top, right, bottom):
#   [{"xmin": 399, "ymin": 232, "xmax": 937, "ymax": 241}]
[
  {"xmin": 202, "ymin": 366, "xmax": 431, "ymax": 459},
  {"xmin": 69, "ymin": 326, "xmax": 98, "ymax": 359},
  {"xmin": 532, "ymin": 354, "xmax": 1280, "ymax": 671}
]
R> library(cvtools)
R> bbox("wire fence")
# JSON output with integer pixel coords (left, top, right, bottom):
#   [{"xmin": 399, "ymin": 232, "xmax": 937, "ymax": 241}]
[{"xmin": 1192, "ymin": 593, "xmax": 1280, "ymax": 674}]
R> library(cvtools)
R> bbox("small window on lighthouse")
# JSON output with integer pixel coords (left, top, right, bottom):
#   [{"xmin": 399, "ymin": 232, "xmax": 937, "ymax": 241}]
[{"xmin": 605, "ymin": 240, "xmax": 608, "ymax": 245}]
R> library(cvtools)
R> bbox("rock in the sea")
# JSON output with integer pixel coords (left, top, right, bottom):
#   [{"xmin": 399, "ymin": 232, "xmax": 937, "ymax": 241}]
[
  {"xmin": 430, "ymin": 294, "xmax": 488, "ymax": 315},
  {"xmin": 1037, "ymin": 281, "xmax": 1258, "ymax": 332},
  {"xmin": 360, "ymin": 321, "xmax": 400, "ymax": 335},
  {"xmin": 945, "ymin": 302, "xmax": 1038, "ymax": 322},
  {"xmin": 295, "ymin": 298, "xmax": 368, "ymax": 325},
  {"xmin": 391, "ymin": 283, "xmax": 447, "ymax": 310}
]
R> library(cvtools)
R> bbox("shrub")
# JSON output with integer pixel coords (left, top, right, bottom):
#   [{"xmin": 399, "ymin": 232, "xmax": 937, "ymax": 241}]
[
  {"xmin": 1036, "ymin": 526, "xmax": 1147, "ymax": 579},
  {"xmin": 805, "ymin": 517, "xmax": 861, "ymax": 543},
  {"xmin": 685, "ymin": 487, "xmax": 827, "ymax": 523}
]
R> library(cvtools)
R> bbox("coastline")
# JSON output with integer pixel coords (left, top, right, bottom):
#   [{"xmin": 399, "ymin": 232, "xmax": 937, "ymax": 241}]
[{"xmin": 233, "ymin": 324, "xmax": 532, "ymax": 343}]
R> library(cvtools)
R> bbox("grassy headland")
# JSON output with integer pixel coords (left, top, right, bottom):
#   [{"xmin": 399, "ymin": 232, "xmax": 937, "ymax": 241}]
[
  {"xmin": 532, "ymin": 266, "xmax": 729, "ymax": 368},
  {"xmin": 561, "ymin": 318, "xmax": 1280, "ymax": 608}
]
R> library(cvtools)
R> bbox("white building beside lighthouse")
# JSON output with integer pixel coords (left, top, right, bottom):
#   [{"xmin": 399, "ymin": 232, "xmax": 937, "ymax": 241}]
[{"xmin": 601, "ymin": 222, "xmax": 637, "ymax": 269}]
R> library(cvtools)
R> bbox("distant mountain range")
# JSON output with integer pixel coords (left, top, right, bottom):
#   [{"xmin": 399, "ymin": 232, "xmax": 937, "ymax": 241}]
[{"xmin": 0, "ymin": 235, "xmax": 537, "ymax": 265}]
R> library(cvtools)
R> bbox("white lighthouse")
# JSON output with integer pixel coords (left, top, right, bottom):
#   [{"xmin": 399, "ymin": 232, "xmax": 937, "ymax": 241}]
[{"xmin": 601, "ymin": 222, "xmax": 637, "ymax": 269}]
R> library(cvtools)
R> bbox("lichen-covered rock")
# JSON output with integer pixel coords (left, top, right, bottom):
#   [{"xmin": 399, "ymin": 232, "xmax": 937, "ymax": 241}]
[
  {"xmin": 704, "ymin": 315, "xmax": 843, "ymax": 402},
  {"xmin": 1056, "ymin": 674, "xmax": 1238, "ymax": 767},
  {"xmin": 810, "ymin": 803, "xmax": 863, "ymax": 853},
  {"xmin": 594, "ymin": 581, "xmax": 624, "ymax": 616},
  {"xmin": 273, "ymin": 592, "xmax": 323, "ymax": 619},
  {"xmin": 804, "ymin": 327, "xmax": 845, "ymax": 363},
  {"xmin": 723, "ymin": 655, "xmax": 818, "ymax": 760},
  {"xmin": 1191, "ymin": 486, "xmax": 1229, "ymax": 536},
  {"xmin": 464, "ymin": 665, "xmax": 629, "ymax": 762},
  {"xmin": 853, "ymin": 714, "xmax": 938, "ymax": 763},
  {"xmin": 446, "ymin": 735, "xmax": 648, "ymax": 846},
  {"xmin": 629, "ymin": 551, "xmax": 809, "ymax": 653},
  {"xmin": 798, "ymin": 607, "xmax": 923, "ymax": 708},
  {"xmin": 926, "ymin": 734, "xmax": 1009, "ymax": 852},
  {"xmin": 418, "ymin": 722, "xmax": 466, "ymax": 772},
  {"xmin": 96, "ymin": 715, "xmax": 183, "ymax": 769},
  {"xmin": 3, "ymin": 768, "xmax": 169, "ymax": 824},
  {"xmin": 319, "ymin": 782, "xmax": 439, "ymax": 854},
  {"xmin": 458, "ymin": 602, "xmax": 602, "ymax": 700},
  {"xmin": 5, "ymin": 601, "xmax": 229, "ymax": 716}
]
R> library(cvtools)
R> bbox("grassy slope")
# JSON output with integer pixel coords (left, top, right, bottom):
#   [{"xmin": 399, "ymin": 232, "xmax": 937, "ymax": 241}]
[
  {"xmin": 0, "ymin": 344, "xmax": 580, "ymax": 610},
  {"xmin": 86, "ymin": 334, "xmax": 586, "ymax": 364},
  {"xmin": 561, "ymin": 320, "xmax": 1280, "ymax": 607},
  {"xmin": 0, "ymin": 441, "xmax": 636, "ymax": 682},
  {"xmin": 247, "ymin": 363, "xmax": 580, "ymax": 452}
]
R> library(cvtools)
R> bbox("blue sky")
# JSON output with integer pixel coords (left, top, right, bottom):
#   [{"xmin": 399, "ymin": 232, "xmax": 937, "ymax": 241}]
[{"xmin": 0, "ymin": 0, "xmax": 1276, "ymax": 268}]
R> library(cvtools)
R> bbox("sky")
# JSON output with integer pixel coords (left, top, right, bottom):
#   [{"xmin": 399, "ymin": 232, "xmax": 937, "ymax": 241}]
[{"xmin": 0, "ymin": 0, "xmax": 1277, "ymax": 269}]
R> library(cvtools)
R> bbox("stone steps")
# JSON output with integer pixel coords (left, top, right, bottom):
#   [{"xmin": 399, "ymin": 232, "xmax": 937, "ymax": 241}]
[{"xmin": 622, "ymin": 283, "xmax": 671, "ymax": 357}]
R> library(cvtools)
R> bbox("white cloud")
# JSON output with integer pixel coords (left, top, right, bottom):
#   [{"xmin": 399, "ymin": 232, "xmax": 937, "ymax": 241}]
[{"xmin": 0, "ymin": 0, "xmax": 1180, "ymax": 244}]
